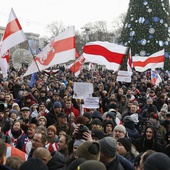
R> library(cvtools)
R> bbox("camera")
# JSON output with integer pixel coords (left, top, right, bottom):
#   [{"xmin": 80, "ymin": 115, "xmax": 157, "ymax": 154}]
[{"xmin": 75, "ymin": 125, "xmax": 89, "ymax": 140}]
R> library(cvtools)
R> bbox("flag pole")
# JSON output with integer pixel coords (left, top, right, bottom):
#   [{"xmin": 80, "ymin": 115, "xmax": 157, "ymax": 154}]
[
  {"xmin": 107, "ymin": 47, "xmax": 130, "ymax": 98},
  {"xmin": 27, "ymin": 41, "xmax": 41, "ymax": 72}
]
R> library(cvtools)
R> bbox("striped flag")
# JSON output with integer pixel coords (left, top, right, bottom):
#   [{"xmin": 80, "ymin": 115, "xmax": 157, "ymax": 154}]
[
  {"xmin": 68, "ymin": 55, "xmax": 86, "ymax": 77},
  {"xmin": 127, "ymin": 49, "xmax": 133, "ymax": 72},
  {"xmin": 23, "ymin": 26, "xmax": 76, "ymax": 77},
  {"xmin": 83, "ymin": 41, "xmax": 128, "ymax": 71},
  {"xmin": 151, "ymin": 69, "xmax": 162, "ymax": 86},
  {"xmin": 132, "ymin": 50, "xmax": 164, "ymax": 72},
  {"xmin": 0, "ymin": 8, "xmax": 26, "ymax": 78},
  {"xmin": 0, "ymin": 8, "xmax": 27, "ymax": 57}
]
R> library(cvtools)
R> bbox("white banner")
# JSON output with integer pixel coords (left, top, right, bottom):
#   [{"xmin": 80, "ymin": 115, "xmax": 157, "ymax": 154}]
[
  {"xmin": 116, "ymin": 70, "xmax": 132, "ymax": 83},
  {"xmin": 73, "ymin": 82, "xmax": 93, "ymax": 99}
]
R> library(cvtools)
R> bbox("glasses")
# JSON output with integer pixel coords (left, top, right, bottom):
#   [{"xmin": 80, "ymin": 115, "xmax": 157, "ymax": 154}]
[{"xmin": 32, "ymin": 138, "xmax": 42, "ymax": 143}]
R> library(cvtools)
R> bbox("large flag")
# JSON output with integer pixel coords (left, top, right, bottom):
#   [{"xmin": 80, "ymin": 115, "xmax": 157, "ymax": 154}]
[
  {"xmin": 151, "ymin": 69, "xmax": 162, "ymax": 86},
  {"xmin": 0, "ymin": 8, "xmax": 27, "ymax": 57},
  {"xmin": 23, "ymin": 26, "xmax": 76, "ymax": 77},
  {"xmin": 127, "ymin": 49, "xmax": 133, "ymax": 72},
  {"xmin": 83, "ymin": 41, "xmax": 128, "ymax": 71},
  {"xmin": 132, "ymin": 50, "xmax": 164, "ymax": 72},
  {"xmin": 68, "ymin": 55, "xmax": 86, "ymax": 77}
]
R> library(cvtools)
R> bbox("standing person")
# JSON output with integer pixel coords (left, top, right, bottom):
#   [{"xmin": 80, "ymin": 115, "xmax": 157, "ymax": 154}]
[
  {"xmin": 6, "ymin": 121, "xmax": 25, "ymax": 147},
  {"xmin": 0, "ymin": 139, "xmax": 13, "ymax": 170},
  {"xmin": 28, "ymin": 132, "xmax": 47, "ymax": 159},
  {"xmin": 0, "ymin": 103, "xmax": 10, "ymax": 133},
  {"xmin": 46, "ymin": 102, "xmax": 62, "ymax": 127},
  {"xmin": 135, "ymin": 125, "xmax": 162, "ymax": 153},
  {"xmin": 64, "ymin": 98, "xmax": 80, "ymax": 118},
  {"xmin": 98, "ymin": 137, "xmax": 124, "ymax": 170}
]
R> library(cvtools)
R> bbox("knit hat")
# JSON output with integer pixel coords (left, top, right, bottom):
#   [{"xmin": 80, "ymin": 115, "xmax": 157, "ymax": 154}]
[
  {"xmin": 53, "ymin": 102, "xmax": 62, "ymax": 108},
  {"xmin": 67, "ymin": 158, "xmax": 86, "ymax": 170},
  {"xmin": 77, "ymin": 160, "xmax": 106, "ymax": 170},
  {"xmin": 10, "ymin": 109, "xmax": 18, "ymax": 116},
  {"xmin": 21, "ymin": 107, "xmax": 30, "ymax": 111},
  {"xmin": 92, "ymin": 111, "xmax": 103, "ymax": 122},
  {"xmin": 19, "ymin": 158, "xmax": 48, "ymax": 170},
  {"xmin": 106, "ymin": 112, "xmax": 116, "ymax": 121},
  {"xmin": 117, "ymin": 137, "xmax": 132, "ymax": 152},
  {"xmin": 98, "ymin": 137, "xmax": 117, "ymax": 157},
  {"xmin": 149, "ymin": 113, "xmax": 159, "ymax": 121},
  {"xmin": 92, "ymin": 118, "xmax": 102, "ymax": 126},
  {"xmin": 123, "ymin": 116, "xmax": 133, "ymax": 123},
  {"xmin": 47, "ymin": 125, "xmax": 56, "ymax": 134},
  {"xmin": 114, "ymin": 125, "xmax": 126, "ymax": 134},
  {"xmin": 38, "ymin": 116, "xmax": 47, "ymax": 124},
  {"xmin": 12, "ymin": 102, "xmax": 19, "ymax": 109},
  {"xmin": 83, "ymin": 112, "xmax": 92, "ymax": 120},
  {"xmin": 76, "ymin": 141, "xmax": 100, "ymax": 160},
  {"xmin": 144, "ymin": 152, "xmax": 170, "ymax": 170},
  {"xmin": 91, "ymin": 130, "xmax": 105, "ymax": 140}
]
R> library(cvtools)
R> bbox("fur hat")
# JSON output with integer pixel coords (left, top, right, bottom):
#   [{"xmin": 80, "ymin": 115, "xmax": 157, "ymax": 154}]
[
  {"xmin": 114, "ymin": 124, "xmax": 126, "ymax": 134},
  {"xmin": 19, "ymin": 158, "xmax": 48, "ymax": 170},
  {"xmin": 67, "ymin": 158, "xmax": 86, "ymax": 170},
  {"xmin": 78, "ymin": 160, "xmax": 106, "ymax": 170},
  {"xmin": 98, "ymin": 137, "xmax": 117, "ymax": 157},
  {"xmin": 47, "ymin": 125, "xmax": 56, "ymax": 134},
  {"xmin": 117, "ymin": 137, "xmax": 132, "ymax": 152},
  {"xmin": 144, "ymin": 152, "xmax": 170, "ymax": 170},
  {"xmin": 76, "ymin": 141, "xmax": 100, "ymax": 160}
]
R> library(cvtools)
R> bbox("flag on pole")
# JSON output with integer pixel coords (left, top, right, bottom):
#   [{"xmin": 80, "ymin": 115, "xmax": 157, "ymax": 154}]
[
  {"xmin": 23, "ymin": 26, "xmax": 76, "ymax": 77},
  {"xmin": 83, "ymin": 41, "xmax": 128, "ymax": 71},
  {"xmin": 151, "ymin": 69, "xmax": 162, "ymax": 86},
  {"xmin": 68, "ymin": 55, "xmax": 86, "ymax": 77},
  {"xmin": 132, "ymin": 50, "xmax": 164, "ymax": 72},
  {"xmin": 29, "ymin": 72, "xmax": 37, "ymax": 88},
  {"xmin": 0, "ymin": 8, "xmax": 27, "ymax": 57},
  {"xmin": 127, "ymin": 49, "xmax": 133, "ymax": 72}
]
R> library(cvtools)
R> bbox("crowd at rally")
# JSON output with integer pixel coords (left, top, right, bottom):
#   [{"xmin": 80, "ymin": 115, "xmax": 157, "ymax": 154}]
[{"xmin": 0, "ymin": 65, "xmax": 170, "ymax": 170}]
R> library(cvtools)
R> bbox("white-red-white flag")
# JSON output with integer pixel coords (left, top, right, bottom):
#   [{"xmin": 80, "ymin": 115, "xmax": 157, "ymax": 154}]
[
  {"xmin": 151, "ymin": 69, "xmax": 162, "ymax": 86},
  {"xmin": 68, "ymin": 55, "xmax": 86, "ymax": 77},
  {"xmin": 0, "ymin": 8, "xmax": 27, "ymax": 57},
  {"xmin": 132, "ymin": 50, "xmax": 164, "ymax": 72},
  {"xmin": 83, "ymin": 41, "xmax": 128, "ymax": 71},
  {"xmin": 127, "ymin": 49, "xmax": 133, "ymax": 72},
  {"xmin": 23, "ymin": 26, "xmax": 76, "ymax": 77}
]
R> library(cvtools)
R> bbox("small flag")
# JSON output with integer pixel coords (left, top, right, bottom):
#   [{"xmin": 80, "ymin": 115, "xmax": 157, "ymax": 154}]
[{"xmin": 151, "ymin": 69, "xmax": 162, "ymax": 86}]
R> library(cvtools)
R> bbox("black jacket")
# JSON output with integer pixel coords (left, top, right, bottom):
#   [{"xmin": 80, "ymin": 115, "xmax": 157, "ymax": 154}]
[{"xmin": 47, "ymin": 151, "xmax": 66, "ymax": 170}]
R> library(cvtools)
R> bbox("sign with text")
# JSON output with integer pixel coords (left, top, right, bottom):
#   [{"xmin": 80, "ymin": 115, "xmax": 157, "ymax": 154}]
[
  {"xmin": 73, "ymin": 82, "xmax": 93, "ymax": 99},
  {"xmin": 84, "ymin": 97, "xmax": 99, "ymax": 108},
  {"xmin": 116, "ymin": 70, "xmax": 132, "ymax": 83}
]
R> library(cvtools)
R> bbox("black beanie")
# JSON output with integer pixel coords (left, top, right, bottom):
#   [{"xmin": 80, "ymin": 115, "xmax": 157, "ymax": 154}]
[
  {"xmin": 144, "ymin": 152, "xmax": 170, "ymax": 170},
  {"xmin": 83, "ymin": 112, "xmax": 92, "ymax": 120},
  {"xmin": 117, "ymin": 137, "xmax": 132, "ymax": 152},
  {"xmin": 19, "ymin": 158, "xmax": 48, "ymax": 170}
]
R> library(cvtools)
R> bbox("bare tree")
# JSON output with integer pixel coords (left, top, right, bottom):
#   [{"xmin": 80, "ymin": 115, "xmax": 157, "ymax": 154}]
[{"xmin": 46, "ymin": 20, "xmax": 65, "ymax": 38}]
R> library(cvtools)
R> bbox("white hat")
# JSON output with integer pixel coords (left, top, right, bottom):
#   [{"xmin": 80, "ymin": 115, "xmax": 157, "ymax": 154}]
[{"xmin": 12, "ymin": 103, "xmax": 19, "ymax": 109}]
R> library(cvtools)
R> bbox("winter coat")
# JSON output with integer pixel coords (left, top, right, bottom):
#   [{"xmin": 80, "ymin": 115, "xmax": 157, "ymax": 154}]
[{"xmin": 47, "ymin": 151, "xmax": 66, "ymax": 170}]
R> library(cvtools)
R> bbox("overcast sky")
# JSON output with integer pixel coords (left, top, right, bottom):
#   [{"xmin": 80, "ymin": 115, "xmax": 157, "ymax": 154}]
[{"xmin": 0, "ymin": 0, "xmax": 129, "ymax": 37}]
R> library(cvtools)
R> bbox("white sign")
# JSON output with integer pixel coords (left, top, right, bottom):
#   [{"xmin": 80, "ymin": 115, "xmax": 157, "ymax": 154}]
[
  {"xmin": 116, "ymin": 70, "xmax": 132, "ymax": 83},
  {"xmin": 84, "ymin": 97, "xmax": 99, "ymax": 108},
  {"xmin": 73, "ymin": 82, "xmax": 93, "ymax": 99}
]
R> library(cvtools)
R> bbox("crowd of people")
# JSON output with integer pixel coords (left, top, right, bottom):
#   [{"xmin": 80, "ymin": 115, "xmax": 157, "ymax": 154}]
[{"xmin": 0, "ymin": 65, "xmax": 170, "ymax": 170}]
